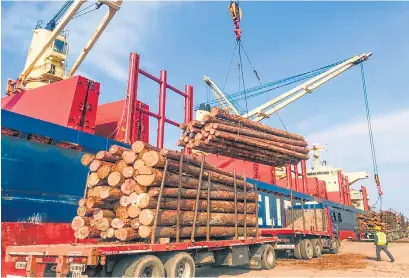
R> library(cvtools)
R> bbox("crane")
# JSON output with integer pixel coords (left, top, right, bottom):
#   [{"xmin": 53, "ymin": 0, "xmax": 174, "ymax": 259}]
[
  {"xmin": 202, "ymin": 52, "xmax": 372, "ymax": 122},
  {"xmin": 6, "ymin": 0, "xmax": 122, "ymax": 95}
]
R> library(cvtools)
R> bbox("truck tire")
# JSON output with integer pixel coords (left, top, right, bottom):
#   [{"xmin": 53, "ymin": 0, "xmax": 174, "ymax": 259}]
[
  {"xmin": 310, "ymin": 239, "xmax": 322, "ymax": 258},
  {"xmin": 329, "ymin": 239, "xmax": 340, "ymax": 254},
  {"xmin": 261, "ymin": 244, "xmax": 276, "ymax": 270},
  {"xmin": 294, "ymin": 242, "xmax": 302, "ymax": 259},
  {"xmin": 112, "ymin": 256, "xmax": 138, "ymax": 277},
  {"xmin": 300, "ymin": 239, "xmax": 313, "ymax": 260},
  {"xmin": 162, "ymin": 252, "xmax": 195, "ymax": 278},
  {"xmin": 124, "ymin": 255, "xmax": 165, "ymax": 277}
]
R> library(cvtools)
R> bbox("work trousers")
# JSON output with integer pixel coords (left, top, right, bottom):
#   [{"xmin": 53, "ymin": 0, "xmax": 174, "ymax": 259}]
[{"xmin": 376, "ymin": 245, "xmax": 395, "ymax": 261}]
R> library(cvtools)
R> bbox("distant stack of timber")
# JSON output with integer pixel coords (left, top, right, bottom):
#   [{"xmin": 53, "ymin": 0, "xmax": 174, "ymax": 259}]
[
  {"xmin": 73, "ymin": 141, "xmax": 258, "ymax": 242},
  {"xmin": 178, "ymin": 107, "xmax": 309, "ymax": 166},
  {"xmin": 356, "ymin": 211, "xmax": 387, "ymax": 232}
]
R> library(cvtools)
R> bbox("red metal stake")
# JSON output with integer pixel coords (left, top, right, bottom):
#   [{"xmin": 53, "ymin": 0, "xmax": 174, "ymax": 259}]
[{"xmin": 157, "ymin": 70, "xmax": 167, "ymax": 149}]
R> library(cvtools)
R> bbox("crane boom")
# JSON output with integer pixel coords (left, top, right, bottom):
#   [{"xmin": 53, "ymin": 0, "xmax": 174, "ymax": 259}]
[
  {"xmin": 244, "ymin": 53, "xmax": 372, "ymax": 122},
  {"xmin": 204, "ymin": 76, "xmax": 241, "ymax": 115}
]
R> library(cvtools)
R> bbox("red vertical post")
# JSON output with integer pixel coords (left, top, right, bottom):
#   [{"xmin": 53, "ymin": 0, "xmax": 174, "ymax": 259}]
[
  {"xmin": 286, "ymin": 164, "xmax": 292, "ymax": 189},
  {"xmin": 271, "ymin": 166, "xmax": 276, "ymax": 184},
  {"xmin": 115, "ymin": 53, "xmax": 140, "ymax": 143},
  {"xmin": 157, "ymin": 70, "xmax": 167, "ymax": 148},
  {"xmin": 184, "ymin": 85, "xmax": 193, "ymax": 154},
  {"xmin": 301, "ymin": 160, "xmax": 308, "ymax": 194},
  {"xmin": 337, "ymin": 172, "xmax": 343, "ymax": 204},
  {"xmin": 293, "ymin": 164, "xmax": 299, "ymax": 192},
  {"xmin": 345, "ymin": 176, "xmax": 351, "ymax": 206}
]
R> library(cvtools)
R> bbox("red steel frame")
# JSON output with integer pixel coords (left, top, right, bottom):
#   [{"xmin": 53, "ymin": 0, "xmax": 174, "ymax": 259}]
[
  {"xmin": 285, "ymin": 161, "xmax": 308, "ymax": 194},
  {"xmin": 119, "ymin": 53, "xmax": 193, "ymax": 152}
]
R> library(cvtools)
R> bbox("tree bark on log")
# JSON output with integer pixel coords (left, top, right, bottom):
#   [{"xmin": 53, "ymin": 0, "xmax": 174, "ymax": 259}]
[
  {"xmin": 77, "ymin": 207, "xmax": 99, "ymax": 217},
  {"xmin": 139, "ymin": 225, "xmax": 257, "ymax": 239},
  {"xmin": 96, "ymin": 151, "xmax": 121, "ymax": 163},
  {"xmin": 76, "ymin": 226, "xmax": 100, "ymax": 239},
  {"xmin": 209, "ymin": 107, "xmax": 304, "ymax": 140},
  {"xmin": 109, "ymin": 145, "xmax": 130, "ymax": 156},
  {"xmin": 85, "ymin": 197, "xmax": 116, "ymax": 209},
  {"xmin": 139, "ymin": 209, "xmax": 257, "ymax": 226},
  {"xmin": 160, "ymin": 149, "xmax": 245, "ymax": 180},
  {"xmin": 100, "ymin": 187, "xmax": 122, "ymax": 200},
  {"xmin": 115, "ymin": 228, "xmax": 139, "ymax": 241},
  {"xmin": 148, "ymin": 187, "xmax": 257, "ymax": 202},
  {"xmin": 97, "ymin": 164, "xmax": 116, "ymax": 180},
  {"xmin": 144, "ymin": 198, "xmax": 256, "ymax": 213},
  {"xmin": 131, "ymin": 141, "xmax": 160, "ymax": 154},
  {"xmin": 93, "ymin": 209, "xmax": 116, "ymax": 220}
]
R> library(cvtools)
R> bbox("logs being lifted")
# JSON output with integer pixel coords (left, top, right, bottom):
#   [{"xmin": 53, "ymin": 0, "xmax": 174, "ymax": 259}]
[
  {"xmin": 73, "ymin": 141, "xmax": 258, "ymax": 243},
  {"xmin": 179, "ymin": 107, "xmax": 309, "ymax": 166}
]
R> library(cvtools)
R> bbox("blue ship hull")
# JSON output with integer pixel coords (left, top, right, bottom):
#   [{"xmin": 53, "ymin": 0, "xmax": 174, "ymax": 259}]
[{"xmin": 1, "ymin": 109, "xmax": 128, "ymax": 223}]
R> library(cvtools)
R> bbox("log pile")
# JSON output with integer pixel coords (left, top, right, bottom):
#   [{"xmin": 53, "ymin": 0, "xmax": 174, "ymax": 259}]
[
  {"xmin": 178, "ymin": 107, "xmax": 309, "ymax": 166},
  {"xmin": 380, "ymin": 211, "xmax": 399, "ymax": 230},
  {"xmin": 73, "ymin": 141, "xmax": 258, "ymax": 242},
  {"xmin": 356, "ymin": 212, "xmax": 387, "ymax": 232}
]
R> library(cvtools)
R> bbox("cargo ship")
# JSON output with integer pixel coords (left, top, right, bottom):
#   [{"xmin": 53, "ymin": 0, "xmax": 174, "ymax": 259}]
[{"xmin": 1, "ymin": 0, "xmax": 372, "ymax": 276}]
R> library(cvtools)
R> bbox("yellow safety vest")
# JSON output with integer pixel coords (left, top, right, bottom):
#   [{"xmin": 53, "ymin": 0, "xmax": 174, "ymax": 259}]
[{"xmin": 376, "ymin": 232, "xmax": 387, "ymax": 245}]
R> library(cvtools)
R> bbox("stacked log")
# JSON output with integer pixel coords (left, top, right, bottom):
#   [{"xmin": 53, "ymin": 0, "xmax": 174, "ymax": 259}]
[
  {"xmin": 178, "ymin": 107, "xmax": 309, "ymax": 166},
  {"xmin": 74, "ymin": 141, "xmax": 257, "ymax": 242},
  {"xmin": 356, "ymin": 211, "xmax": 387, "ymax": 232}
]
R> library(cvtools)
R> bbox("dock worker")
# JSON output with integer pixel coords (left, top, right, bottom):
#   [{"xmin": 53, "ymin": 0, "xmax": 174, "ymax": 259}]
[{"xmin": 374, "ymin": 226, "xmax": 395, "ymax": 262}]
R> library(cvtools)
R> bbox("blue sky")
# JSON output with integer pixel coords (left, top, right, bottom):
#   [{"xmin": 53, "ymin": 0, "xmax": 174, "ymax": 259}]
[{"xmin": 2, "ymin": 1, "xmax": 409, "ymax": 216}]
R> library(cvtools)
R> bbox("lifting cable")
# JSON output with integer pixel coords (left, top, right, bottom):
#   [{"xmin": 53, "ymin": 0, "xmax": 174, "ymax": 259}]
[{"xmin": 360, "ymin": 63, "xmax": 383, "ymax": 210}]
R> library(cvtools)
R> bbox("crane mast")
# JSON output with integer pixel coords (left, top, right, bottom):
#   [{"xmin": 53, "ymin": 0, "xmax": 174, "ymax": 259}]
[{"xmin": 6, "ymin": 0, "xmax": 122, "ymax": 95}]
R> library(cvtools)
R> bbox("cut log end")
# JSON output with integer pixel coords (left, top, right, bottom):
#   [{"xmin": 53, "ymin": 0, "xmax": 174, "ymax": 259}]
[{"xmin": 81, "ymin": 154, "xmax": 95, "ymax": 166}]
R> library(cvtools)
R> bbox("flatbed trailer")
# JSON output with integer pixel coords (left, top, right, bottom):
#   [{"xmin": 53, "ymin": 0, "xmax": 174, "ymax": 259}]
[{"xmin": 5, "ymin": 236, "xmax": 281, "ymax": 277}]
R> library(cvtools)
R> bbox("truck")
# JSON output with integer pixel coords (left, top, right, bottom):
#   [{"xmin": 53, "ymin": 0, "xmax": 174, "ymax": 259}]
[{"xmin": 4, "ymin": 177, "xmax": 362, "ymax": 277}]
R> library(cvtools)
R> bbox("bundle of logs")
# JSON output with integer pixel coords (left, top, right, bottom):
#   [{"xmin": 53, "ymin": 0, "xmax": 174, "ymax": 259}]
[
  {"xmin": 356, "ymin": 212, "xmax": 387, "ymax": 232},
  {"xmin": 178, "ymin": 107, "xmax": 309, "ymax": 167},
  {"xmin": 72, "ymin": 141, "xmax": 258, "ymax": 242}
]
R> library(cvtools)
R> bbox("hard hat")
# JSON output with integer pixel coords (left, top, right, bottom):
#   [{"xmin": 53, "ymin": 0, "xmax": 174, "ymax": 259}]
[{"xmin": 375, "ymin": 226, "xmax": 381, "ymax": 231}]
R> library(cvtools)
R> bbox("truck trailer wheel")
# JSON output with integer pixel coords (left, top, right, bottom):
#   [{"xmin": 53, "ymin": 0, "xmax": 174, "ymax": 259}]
[
  {"xmin": 124, "ymin": 255, "xmax": 165, "ymax": 277},
  {"xmin": 261, "ymin": 245, "xmax": 276, "ymax": 270},
  {"xmin": 310, "ymin": 239, "xmax": 322, "ymax": 258},
  {"xmin": 294, "ymin": 242, "xmax": 302, "ymax": 259},
  {"xmin": 300, "ymin": 239, "xmax": 313, "ymax": 260},
  {"xmin": 162, "ymin": 252, "xmax": 195, "ymax": 278},
  {"xmin": 329, "ymin": 239, "xmax": 340, "ymax": 254}
]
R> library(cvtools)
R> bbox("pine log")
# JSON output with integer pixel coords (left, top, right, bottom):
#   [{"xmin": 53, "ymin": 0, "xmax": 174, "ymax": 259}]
[
  {"xmin": 96, "ymin": 151, "xmax": 121, "ymax": 163},
  {"xmin": 77, "ymin": 206, "xmax": 99, "ymax": 217},
  {"xmin": 133, "ymin": 159, "xmax": 145, "ymax": 171},
  {"xmin": 131, "ymin": 141, "xmax": 160, "ymax": 154},
  {"xmin": 142, "ymin": 151, "xmax": 166, "ymax": 167},
  {"xmin": 139, "ymin": 225, "xmax": 257, "ymax": 239},
  {"xmin": 148, "ymin": 187, "xmax": 257, "ymax": 202},
  {"xmin": 121, "ymin": 179, "xmax": 136, "ymax": 195},
  {"xmin": 115, "ymin": 160, "xmax": 129, "ymax": 174},
  {"xmin": 166, "ymin": 160, "xmax": 252, "ymax": 190},
  {"xmin": 97, "ymin": 164, "xmax": 116, "ymax": 180},
  {"xmin": 81, "ymin": 153, "xmax": 95, "ymax": 166},
  {"xmin": 92, "ymin": 186, "xmax": 104, "ymax": 198},
  {"xmin": 144, "ymin": 198, "xmax": 256, "ymax": 213},
  {"xmin": 111, "ymin": 218, "xmax": 131, "ymax": 229},
  {"xmin": 89, "ymin": 160, "xmax": 114, "ymax": 172},
  {"xmin": 139, "ymin": 209, "xmax": 257, "ymax": 226},
  {"xmin": 135, "ymin": 169, "xmax": 163, "ymax": 187},
  {"xmin": 100, "ymin": 187, "xmax": 122, "ymax": 200},
  {"xmin": 87, "ymin": 188, "xmax": 97, "ymax": 197},
  {"xmin": 76, "ymin": 226, "xmax": 100, "ymax": 239},
  {"xmin": 122, "ymin": 166, "xmax": 135, "ymax": 179},
  {"xmin": 85, "ymin": 196, "xmax": 116, "ymax": 209},
  {"xmin": 135, "ymin": 193, "xmax": 150, "ymax": 208},
  {"xmin": 87, "ymin": 173, "xmax": 107, "ymax": 187},
  {"xmin": 135, "ymin": 183, "xmax": 147, "ymax": 194},
  {"xmin": 107, "ymin": 172, "xmax": 125, "ymax": 187},
  {"xmin": 93, "ymin": 209, "xmax": 116, "ymax": 220},
  {"xmin": 78, "ymin": 198, "xmax": 86, "ymax": 207},
  {"xmin": 136, "ymin": 165, "xmax": 153, "ymax": 175},
  {"xmin": 160, "ymin": 149, "xmax": 245, "ymax": 180},
  {"xmin": 120, "ymin": 195, "xmax": 130, "ymax": 207},
  {"xmin": 212, "ymin": 130, "xmax": 309, "ymax": 160},
  {"xmin": 131, "ymin": 218, "xmax": 140, "ymax": 229},
  {"xmin": 116, "ymin": 206, "xmax": 129, "ymax": 219},
  {"xmin": 115, "ymin": 227, "xmax": 139, "ymax": 241},
  {"xmin": 128, "ymin": 192, "xmax": 139, "ymax": 205},
  {"xmin": 209, "ymin": 122, "xmax": 308, "ymax": 147},
  {"xmin": 71, "ymin": 216, "xmax": 92, "ymax": 231},
  {"xmin": 122, "ymin": 151, "xmax": 137, "ymax": 164},
  {"xmin": 127, "ymin": 204, "xmax": 141, "ymax": 218},
  {"xmin": 97, "ymin": 217, "xmax": 113, "ymax": 231},
  {"xmin": 209, "ymin": 107, "xmax": 304, "ymax": 140},
  {"xmin": 106, "ymin": 227, "xmax": 116, "ymax": 238},
  {"xmin": 109, "ymin": 145, "xmax": 130, "ymax": 156},
  {"xmin": 100, "ymin": 231, "xmax": 108, "ymax": 240},
  {"xmin": 90, "ymin": 218, "xmax": 98, "ymax": 227}
]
